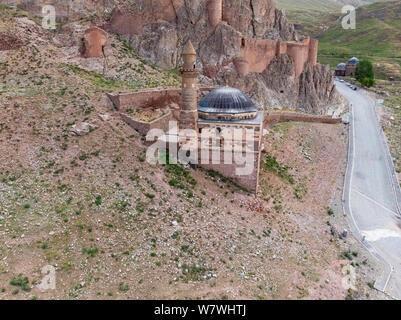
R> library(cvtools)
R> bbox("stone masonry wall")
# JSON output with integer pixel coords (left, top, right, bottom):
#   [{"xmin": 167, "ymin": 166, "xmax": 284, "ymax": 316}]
[
  {"xmin": 120, "ymin": 110, "xmax": 173, "ymax": 136},
  {"xmin": 240, "ymin": 37, "xmax": 318, "ymax": 77},
  {"xmin": 199, "ymin": 150, "xmax": 261, "ymax": 193},
  {"xmin": 265, "ymin": 111, "xmax": 342, "ymax": 125},
  {"xmin": 107, "ymin": 88, "xmax": 181, "ymax": 112}
]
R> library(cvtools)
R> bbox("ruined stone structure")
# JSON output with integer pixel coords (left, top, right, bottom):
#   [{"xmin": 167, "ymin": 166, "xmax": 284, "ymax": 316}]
[
  {"xmin": 239, "ymin": 36, "xmax": 318, "ymax": 77},
  {"xmin": 100, "ymin": 0, "xmax": 343, "ymax": 114},
  {"xmin": 7, "ymin": 0, "xmax": 345, "ymax": 115},
  {"xmin": 81, "ymin": 27, "xmax": 107, "ymax": 58},
  {"xmin": 265, "ymin": 111, "xmax": 342, "ymax": 126},
  {"xmin": 207, "ymin": 0, "xmax": 223, "ymax": 29}
]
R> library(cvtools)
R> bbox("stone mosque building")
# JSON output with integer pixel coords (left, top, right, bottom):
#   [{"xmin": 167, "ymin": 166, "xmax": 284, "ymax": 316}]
[
  {"xmin": 179, "ymin": 41, "xmax": 264, "ymax": 193},
  {"xmin": 108, "ymin": 42, "xmax": 342, "ymax": 194},
  {"xmin": 335, "ymin": 57, "xmax": 360, "ymax": 77}
]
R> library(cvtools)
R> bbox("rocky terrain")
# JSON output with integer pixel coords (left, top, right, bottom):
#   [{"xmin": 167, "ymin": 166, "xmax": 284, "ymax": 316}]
[
  {"xmin": 367, "ymin": 83, "xmax": 401, "ymax": 183},
  {"xmin": 0, "ymin": 5, "xmax": 385, "ymax": 299},
  {"xmin": 3, "ymin": 0, "xmax": 346, "ymax": 115}
]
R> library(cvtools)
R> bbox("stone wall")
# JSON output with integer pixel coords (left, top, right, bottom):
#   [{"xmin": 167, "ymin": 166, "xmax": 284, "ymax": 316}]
[
  {"xmin": 107, "ymin": 88, "xmax": 181, "ymax": 112},
  {"xmin": 240, "ymin": 38, "xmax": 277, "ymax": 74},
  {"xmin": 265, "ymin": 111, "xmax": 342, "ymax": 125},
  {"xmin": 81, "ymin": 27, "xmax": 107, "ymax": 58},
  {"xmin": 239, "ymin": 37, "xmax": 318, "ymax": 77},
  {"xmin": 199, "ymin": 151, "xmax": 261, "ymax": 193},
  {"xmin": 120, "ymin": 110, "xmax": 173, "ymax": 136},
  {"xmin": 107, "ymin": 86, "xmax": 217, "ymax": 112}
]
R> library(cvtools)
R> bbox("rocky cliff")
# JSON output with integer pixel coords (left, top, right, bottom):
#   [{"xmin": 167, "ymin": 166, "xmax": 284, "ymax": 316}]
[{"xmin": 7, "ymin": 0, "xmax": 346, "ymax": 115}]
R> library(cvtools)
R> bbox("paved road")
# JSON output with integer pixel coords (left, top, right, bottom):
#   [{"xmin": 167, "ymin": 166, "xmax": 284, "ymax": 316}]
[{"xmin": 337, "ymin": 81, "xmax": 401, "ymax": 299}]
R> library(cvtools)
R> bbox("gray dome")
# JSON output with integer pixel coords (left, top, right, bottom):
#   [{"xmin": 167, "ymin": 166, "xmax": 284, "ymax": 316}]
[
  {"xmin": 337, "ymin": 63, "xmax": 347, "ymax": 69},
  {"xmin": 348, "ymin": 57, "xmax": 359, "ymax": 65},
  {"xmin": 198, "ymin": 87, "xmax": 258, "ymax": 114}
]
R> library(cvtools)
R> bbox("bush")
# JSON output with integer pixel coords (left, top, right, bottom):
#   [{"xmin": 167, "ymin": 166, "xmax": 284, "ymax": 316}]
[
  {"xmin": 356, "ymin": 59, "xmax": 375, "ymax": 87},
  {"xmin": 360, "ymin": 77, "xmax": 375, "ymax": 88}
]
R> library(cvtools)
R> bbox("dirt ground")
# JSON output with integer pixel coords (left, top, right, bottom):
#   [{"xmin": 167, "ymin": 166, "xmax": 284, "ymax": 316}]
[{"xmin": 0, "ymin": 6, "xmax": 388, "ymax": 300}]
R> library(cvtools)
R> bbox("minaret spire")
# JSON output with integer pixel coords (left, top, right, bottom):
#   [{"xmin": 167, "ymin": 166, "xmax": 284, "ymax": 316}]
[{"xmin": 179, "ymin": 41, "xmax": 199, "ymax": 132}]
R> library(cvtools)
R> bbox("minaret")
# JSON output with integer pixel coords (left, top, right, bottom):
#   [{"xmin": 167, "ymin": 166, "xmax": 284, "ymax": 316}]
[{"xmin": 179, "ymin": 41, "xmax": 199, "ymax": 132}]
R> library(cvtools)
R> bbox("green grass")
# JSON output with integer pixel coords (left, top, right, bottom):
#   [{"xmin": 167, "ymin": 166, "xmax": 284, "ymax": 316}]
[
  {"xmin": 317, "ymin": 1, "xmax": 401, "ymax": 79},
  {"xmin": 264, "ymin": 153, "xmax": 295, "ymax": 185},
  {"xmin": 276, "ymin": 0, "xmax": 401, "ymax": 80},
  {"xmin": 275, "ymin": 0, "xmax": 340, "ymax": 12}
]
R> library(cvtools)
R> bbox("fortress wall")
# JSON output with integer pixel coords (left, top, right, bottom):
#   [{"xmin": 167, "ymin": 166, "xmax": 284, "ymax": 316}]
[
  {"xmin": 276, "ymin": 41, "xmax": 287, "ymax": 55},
  {"xmin": 236, "ymin": 37, "xmax": 318, "ymax": 77},
  {"xmin": 308, "ymin": 38, "xmax": 318, "ymax": 66},
  {"xmin": 240, "ymin": 38, "xmax": 277, "ymax": 73},
  {"xmin": 107, "ymin": 88, "xmax": 181, "ymax": 112},
  {"xmin": 121, "ymin": 110, "xmax": 173, "ymax": 136},
  {"xmin": 107, "ymin": 1, "xmax": 177, "ymax": 35},
  {"xmin": 207, "ymin": 0, "xmax": 223, "ymax": 28},
  {"xmin": 286, "ymin": 38, "xmax": 310, "ymax": 76},
  {"xmin": 81, "ymin": 27, "xmax": 108, "ymax": 58},
  {"xmin": 107, "ymin": 87, "xmax": 217, "ymax": 111},
  {"xmin": 265, "ymin": 111, "xmax": 342, "ymax": 124}
]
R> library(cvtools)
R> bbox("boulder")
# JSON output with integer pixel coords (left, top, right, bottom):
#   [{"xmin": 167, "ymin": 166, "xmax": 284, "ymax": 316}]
[
  {"xmin": 71, "ymin": 122, "xmax": 96, "ymax": 136},
  {"xmin": 98, "ymin": 114, "xmax": 111, "ymax": 121}
]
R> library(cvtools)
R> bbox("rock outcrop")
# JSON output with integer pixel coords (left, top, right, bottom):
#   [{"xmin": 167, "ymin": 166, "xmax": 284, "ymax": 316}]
[
  {"xmin": 102, "ymin": 0, "xmax": 343, "ymax": 114},
  {"xmin": 6, "ymin": 0, "xmax": 345, "ymax": 114}
]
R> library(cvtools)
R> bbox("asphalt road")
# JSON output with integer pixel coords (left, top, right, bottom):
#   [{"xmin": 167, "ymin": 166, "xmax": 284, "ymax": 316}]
[{"xmin": 337, "ymin": 81, "xmax": 401, "ymax": 299}]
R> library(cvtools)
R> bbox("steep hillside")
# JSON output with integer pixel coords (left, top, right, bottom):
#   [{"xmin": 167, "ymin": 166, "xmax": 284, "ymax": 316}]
[
  {"xmin": 317, "ymin": 0, "xmax": 401, "ymax": 80},
  {"xmin": 275, "ymin": 0, "xmax": 388, "ymax": 37},
  {"xmin": 276, "ymin": 0, "xmax": 340, "ymax": 11},
  {"xmin": 3, "ymin": 0, "xmax": 346, "ymax": 115},
  {"xmin": 0, "ymin": 6, "xmax": 384, "ymax": 300}
]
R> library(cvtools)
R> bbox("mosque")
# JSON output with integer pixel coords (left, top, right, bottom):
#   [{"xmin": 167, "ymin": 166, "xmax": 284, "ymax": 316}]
[
  {"xmin": 335, "ymin": 57, "xmax": 359, "ymax": 77},
  {"xmin": 110, "ymin": 41, "xmax": 342, "ymax": 194},
  {"xmin": 179, "ymin": 41, "xmax": 264, "ymax": 193}
]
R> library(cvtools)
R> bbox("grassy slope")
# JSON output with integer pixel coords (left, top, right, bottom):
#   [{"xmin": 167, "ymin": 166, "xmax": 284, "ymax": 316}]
[
  {"xmin": 317, "ymin": 1, "xmax": 401, "ymax": 79},
  {"xmin": 276, "ymin": 0, "xmax": 340, "ymax": 11},
  {"xmin": 275, "ymin": 0, "xmax": 342, "ymax": 36},
  {"xmin": 0, "ymin": 5, "xmax": 385, "ymax": 301}
]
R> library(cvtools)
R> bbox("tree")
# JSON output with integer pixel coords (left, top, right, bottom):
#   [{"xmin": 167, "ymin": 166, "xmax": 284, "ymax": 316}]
[
  {"xmin": 360, "ymin": 77, "xmax": 375, "ymax": 88},
  {"xmin": 355, "ymin": 59, "xmax": 375, "ymax": 87}
]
